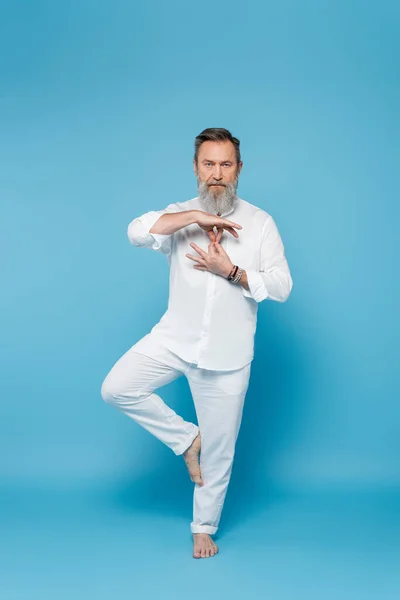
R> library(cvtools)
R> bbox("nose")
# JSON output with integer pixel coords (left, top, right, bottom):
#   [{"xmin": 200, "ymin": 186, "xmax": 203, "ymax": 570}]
[{"xmin": 212, "ymin": 164, "xmax": 223, "ymax": 181}]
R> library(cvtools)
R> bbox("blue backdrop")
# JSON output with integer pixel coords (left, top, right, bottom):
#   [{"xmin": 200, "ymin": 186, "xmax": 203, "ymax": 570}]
[{"xmin": 1, "ymin": 1, "xmax": 399, "ymax": 598}]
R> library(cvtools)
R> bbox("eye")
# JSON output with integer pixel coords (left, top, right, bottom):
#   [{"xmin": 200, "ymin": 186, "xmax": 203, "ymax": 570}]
[{"xmin": 222, "ymin": 163, "xmax": 231, "ymax": 167}]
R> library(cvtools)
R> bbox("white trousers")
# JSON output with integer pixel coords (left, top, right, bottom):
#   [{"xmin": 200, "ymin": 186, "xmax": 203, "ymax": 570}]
[{"xmin": 100, "ymin": 332, "xmax": 252, "ymax": 535}]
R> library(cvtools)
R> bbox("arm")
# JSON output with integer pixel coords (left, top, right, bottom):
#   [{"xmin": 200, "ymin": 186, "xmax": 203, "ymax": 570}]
[
  {"xmin": 127, "ymin": 204, "xmax": 198, "ymax": 254},
  {"xmin": 149, "ymin": 210, "xmax": 199, "ymax": 235},
  {"xmin": 239, "ymin": 215, "xmax": 293, "ymax": 303}
]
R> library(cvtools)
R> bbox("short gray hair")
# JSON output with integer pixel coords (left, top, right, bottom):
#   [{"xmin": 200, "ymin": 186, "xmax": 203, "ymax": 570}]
[{"xmin": 194, "ymin": 128, "xmax": 241, "ymax": 165}]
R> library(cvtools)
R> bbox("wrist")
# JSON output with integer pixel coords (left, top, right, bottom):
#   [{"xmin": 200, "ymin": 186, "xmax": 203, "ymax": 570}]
[{"xmin": 188, "ymin": 210, "xmax": 201, "ymax": 225}]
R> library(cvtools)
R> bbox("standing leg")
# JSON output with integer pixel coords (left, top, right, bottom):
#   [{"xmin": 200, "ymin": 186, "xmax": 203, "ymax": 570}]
[
  {"xmin": 101, "ymin": 341, "xmax": 199, "ymax": 456},
  {"xmin": 186, "ymin": 362, "xmax": 252, "ymax": 537}
]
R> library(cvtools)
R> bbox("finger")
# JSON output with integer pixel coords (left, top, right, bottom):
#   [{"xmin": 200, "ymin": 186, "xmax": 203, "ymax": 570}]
[
  {"xmin": 207, "ymin": 229, "xmax": 216, "ymax": 243},
  {"xmin": 186, "ymin": 253, "xmax": 207, "ymax": 265},
  {"xmin": 216, "ymin": 228, "xmax": 223, "ymax": 243},
  {"xmin": 213, "ymin": 242, "xmax": 226, "ymax": 255},
  {"xmin": 221, "ymin": 219, "xmax": 242, "ymax": 230},
  {"xmin": 193, "ymin": 265, "xmax": 208, "ymax": 270},
  {"xmin": 190, "ymin": 242, "xmax": 208, "ymax": 258},
  {"xmin": 224, "ymin": 226, "xmax": 240, "ymax": 238}
]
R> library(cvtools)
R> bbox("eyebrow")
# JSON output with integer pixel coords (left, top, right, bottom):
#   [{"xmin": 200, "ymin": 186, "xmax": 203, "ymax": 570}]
[{"xmin": 202, "ymin": 159, "xmax": 233, "ymax": 163}]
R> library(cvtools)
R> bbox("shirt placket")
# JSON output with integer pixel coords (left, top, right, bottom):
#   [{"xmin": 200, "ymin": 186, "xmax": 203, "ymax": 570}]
[
  {"xmin": 196, "ymin": 212, "xmax": 231, "ymax": 367},
  {"xmin": 196, "ymin": 261, "xmax": 216, "ymax": 366}
]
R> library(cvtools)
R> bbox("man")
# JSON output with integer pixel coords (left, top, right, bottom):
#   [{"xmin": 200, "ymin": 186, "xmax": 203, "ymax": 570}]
[{"xmin": 101, "ymin": 128, "xmax": 293, "ymax": 559}]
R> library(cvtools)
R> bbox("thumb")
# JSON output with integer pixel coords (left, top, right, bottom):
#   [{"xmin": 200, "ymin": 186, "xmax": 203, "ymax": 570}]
[{"xmin": 214, "ymin": 241, "xmax": 224, "ymax": 253}]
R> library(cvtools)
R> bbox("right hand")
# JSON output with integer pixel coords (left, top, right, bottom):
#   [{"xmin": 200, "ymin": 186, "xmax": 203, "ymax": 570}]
[{"xmin": 194, "ymin": 210, "xmax": 242, "ymax": 242}]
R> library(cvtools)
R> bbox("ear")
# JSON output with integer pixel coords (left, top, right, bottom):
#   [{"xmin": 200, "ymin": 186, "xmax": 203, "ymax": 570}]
[
  {"xmin": 193, "ymin": 159, "xmax": 198, "ymax": 175},
  {"xmin": 237, "ymin": 160, "xmax": 243, "ymax": 175}
]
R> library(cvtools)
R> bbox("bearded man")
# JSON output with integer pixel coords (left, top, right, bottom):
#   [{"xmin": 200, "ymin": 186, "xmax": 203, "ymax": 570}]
[{"xmin": 101, "ymin": 127, "xmax": 293, "ymax": 559}]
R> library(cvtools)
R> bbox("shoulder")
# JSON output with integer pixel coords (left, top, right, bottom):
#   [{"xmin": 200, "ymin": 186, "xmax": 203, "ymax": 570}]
[
  {"xmin": 238, "ymin": 197, "xmax": 272, "ymax": 227},
  {"xmin": 164, "ymin": 196, "xmax": 199, "ymax": 213},
  {"xmin": 153, "ymin": 197, "xmax": 198, "ymax": 214},
  {"xmin": 180, "ymin": 196, "xmax": 201, "ymax": 211}
]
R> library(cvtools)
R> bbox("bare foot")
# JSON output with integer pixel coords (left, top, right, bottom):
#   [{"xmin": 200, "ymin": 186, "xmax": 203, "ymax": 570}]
[
  {"xmin": 193, "ymin": 533, "xmax": 219, "ymax": 558},
  {"xmin": 182, "ymin": 434, "xmax": 203, "ymax": 486}
]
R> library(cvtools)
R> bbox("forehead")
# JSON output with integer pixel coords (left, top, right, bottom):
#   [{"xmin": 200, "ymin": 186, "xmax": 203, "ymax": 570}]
[{"xmin": 197, "ymin": 140, "xmax": 236, "ymax": 162}]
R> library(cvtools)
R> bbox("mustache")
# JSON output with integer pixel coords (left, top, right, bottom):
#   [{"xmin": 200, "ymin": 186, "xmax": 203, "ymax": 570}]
[{"xmin": 197, "ymin": 178, "xmax": 238, "ymax": 191}]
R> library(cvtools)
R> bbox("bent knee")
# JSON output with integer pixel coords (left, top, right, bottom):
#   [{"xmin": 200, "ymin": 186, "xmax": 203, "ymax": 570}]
[
  {"xmin": 100, "ymin": 378, "xmax": 117, "ymax": 404},
  {"xmin": 100, "ymin": 375, "xmax": 144, "ymax": 405},
  {"xmin": 100, "ymin": 374, "xmax": 127, "ymax": 404}
]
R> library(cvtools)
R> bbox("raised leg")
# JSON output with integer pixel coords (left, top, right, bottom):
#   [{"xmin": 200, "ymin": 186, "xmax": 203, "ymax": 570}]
[{"xmin": 101, "ymin": 345, "xmax": 198, "ymax": 455}]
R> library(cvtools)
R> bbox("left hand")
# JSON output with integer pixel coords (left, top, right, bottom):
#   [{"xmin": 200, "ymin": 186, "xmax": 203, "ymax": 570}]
[{"xmin": 185, "ymin": 228, "xmax": 234, "ymax": 278}]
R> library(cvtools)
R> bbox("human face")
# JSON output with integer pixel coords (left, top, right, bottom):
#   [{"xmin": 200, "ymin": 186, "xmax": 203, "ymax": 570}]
[{"xmin": 193, "ymin": 140, "xmax": 242, "ymax": 196}]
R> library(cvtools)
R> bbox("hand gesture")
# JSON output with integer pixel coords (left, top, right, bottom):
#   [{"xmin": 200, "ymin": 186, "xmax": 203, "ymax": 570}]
[
  {"xmin": 186, "ymin": 236, "xmax": 235, "ymax": 279},
  {"xmin": 194, "ymin": 210, "xmax": 242, "ymax": 243}
]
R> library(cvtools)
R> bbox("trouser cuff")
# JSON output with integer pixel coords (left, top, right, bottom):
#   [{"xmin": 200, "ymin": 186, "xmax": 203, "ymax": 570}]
[
  {"xmin": 191, "ymin": 524, "xmax": 218, "ymax": 535},
  {"xmin": 174, "ymin": 424, "xmax": 199, "ymax": 456}
]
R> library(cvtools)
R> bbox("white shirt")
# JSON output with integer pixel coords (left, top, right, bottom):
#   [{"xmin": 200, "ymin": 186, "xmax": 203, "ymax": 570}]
[{"xmin": 127, "ymin": 196, "xmax": 293, "ymax": 371}]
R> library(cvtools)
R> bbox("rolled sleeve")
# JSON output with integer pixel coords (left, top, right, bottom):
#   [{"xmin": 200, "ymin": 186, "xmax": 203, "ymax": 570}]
[
  {"xmin": 127, "ymin": 203, "xmax": 180, "ymax": 254},
  {"xmin": 242, "ymin": 270, "xmax": 269, "ymax": 302},
  {"xmin": 241, "ymin": 215, "xmax": 293, "ymax": 303}
]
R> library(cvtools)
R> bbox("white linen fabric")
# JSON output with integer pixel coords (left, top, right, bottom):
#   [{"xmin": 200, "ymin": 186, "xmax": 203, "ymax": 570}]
[
  {"xmin": 127, "ymin": 196, "xmax": 293, "ymax": 371},
  {"xmin": 101, "ymin": 333, "xmax": 252, "ymax": 535}
]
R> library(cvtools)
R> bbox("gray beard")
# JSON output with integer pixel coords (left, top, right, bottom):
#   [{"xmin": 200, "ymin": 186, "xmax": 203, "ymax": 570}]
[{"xmin": 197, "ymin": 177, "xmax": 239, "ymax": 215}]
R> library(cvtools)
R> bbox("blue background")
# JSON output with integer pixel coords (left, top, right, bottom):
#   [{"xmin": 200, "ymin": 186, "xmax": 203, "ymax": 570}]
[{"xmin": 1, "ymin": 1, "xmax": 399, "ymax": 598}]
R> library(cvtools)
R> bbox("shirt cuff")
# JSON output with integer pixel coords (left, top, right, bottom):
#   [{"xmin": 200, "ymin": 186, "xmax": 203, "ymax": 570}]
[
  {"xmin": 241, "ymin": 269, "xmax": 269, "ymax": 303},
  {"xmin": 138, "ymin": 211, "xmax": 172, "ymax": 251}
]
